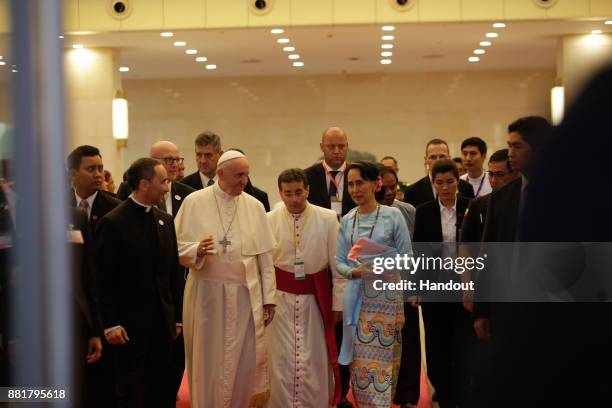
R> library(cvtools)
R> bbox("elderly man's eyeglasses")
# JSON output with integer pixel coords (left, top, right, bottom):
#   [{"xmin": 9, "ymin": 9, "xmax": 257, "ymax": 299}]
[{"xmin": 156, "ymin": 157, "xmax": 184, "ymax": 165}]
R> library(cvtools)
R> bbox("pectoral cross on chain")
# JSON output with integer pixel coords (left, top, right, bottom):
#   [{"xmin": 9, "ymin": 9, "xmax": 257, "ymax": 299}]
[{"xmin": 219, "ymin": 236, "xmax": 232, "ymax": 253}]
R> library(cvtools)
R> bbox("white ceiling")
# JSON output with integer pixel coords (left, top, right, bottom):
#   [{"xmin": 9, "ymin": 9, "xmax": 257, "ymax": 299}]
[{"xmin": 2, "ymin": 18, "xmax": 611, "ymax": 79}]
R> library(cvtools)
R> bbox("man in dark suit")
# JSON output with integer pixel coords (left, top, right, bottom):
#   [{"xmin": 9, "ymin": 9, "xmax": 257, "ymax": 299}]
[
  {"xmin": 96, "ymin": 158, "xmax": 181, "ymax": 408},
  {"xmin": 304, "ymin": 126, "xmax": 356, "ymax": 217},
  {"xmin": 303, "ymin": 126, "xmax": 354, "ymax": 408},
  {"xmin": 181, "ymin": 130, "xmax": 223, "ymax": 190},
  {"xmin": 69, "ymin": 209, "xmax": 104, "ymax": 406},
  {"xmin": 460, "ymin": 148, "xmax": 519, "ymax": 244},
  {"xmin": 67, "ymin": 145, "xmax": 121, "ymax": 235},
  {"xmin": 472, "ymin": 116, "xmax": 552, "ymax": 359},
  {"xmin": 413, "ymin": 159, "xmax": 473, "ymax": 408},
  {"xmin": 404, "ymin": 138, "xmax": 474, "ymax": 207},
  {"xmin": 116, "ymin": 142, "xmax": 195, "ymax": 217},
  {"xmin": 67, "ymin": 145, "xmax": 121, "ymax": 407}
]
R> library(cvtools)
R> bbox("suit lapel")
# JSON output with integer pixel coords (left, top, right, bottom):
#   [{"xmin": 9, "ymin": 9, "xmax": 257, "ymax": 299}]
[
  {"xmin": 317, "ymin": 164, "xmax": 331, "ymax": 208},
  {"xmin": 170, "ymin": 183, "xmax": 182, "ymax": 219},
  {"xmin": 422, "ymin": 177, "xmax": 435, "ymax": 203},
  {"xmin": 195, "ymin": 174, "xmax": 203, "ymax": 190},
  {"xmin": 431, "ymin": 202, "xmax": 443, "ymax": 242}
]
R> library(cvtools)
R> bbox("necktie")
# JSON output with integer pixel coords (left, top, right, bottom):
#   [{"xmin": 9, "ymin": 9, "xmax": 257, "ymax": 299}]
[
  {"xmin": 329, "ymin": 171, "xmax": 339, "ymax": 198},
  {"xmin": 79, "ymin": 199, "xmax": 90, "ymax": 218},
  {"xmin": 207, "ymin": 178, "xmax": 215, "ymax": 186}
]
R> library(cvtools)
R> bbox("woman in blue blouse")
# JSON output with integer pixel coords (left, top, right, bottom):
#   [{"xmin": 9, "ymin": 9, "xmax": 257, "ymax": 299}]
[{"xmin": 336, "ymin": 161, "xmax": 412, "ymax": 408}]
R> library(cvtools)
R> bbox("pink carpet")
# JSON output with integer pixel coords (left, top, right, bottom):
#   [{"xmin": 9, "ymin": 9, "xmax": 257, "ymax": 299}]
[{"xmin": 176, "ymin": 368, "xmax": 432, "ymax": 407}]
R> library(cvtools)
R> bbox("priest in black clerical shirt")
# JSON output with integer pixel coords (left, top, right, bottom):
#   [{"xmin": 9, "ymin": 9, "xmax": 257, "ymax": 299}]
[{"xmin": 95, "ymin": 158, "xmax": 181, "ymax": 408}]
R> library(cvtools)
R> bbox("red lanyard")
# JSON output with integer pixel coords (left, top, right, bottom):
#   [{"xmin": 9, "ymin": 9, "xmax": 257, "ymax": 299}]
[{"xmin": 322, "ymin": 161, "xmax": 344, "ymax": 192}]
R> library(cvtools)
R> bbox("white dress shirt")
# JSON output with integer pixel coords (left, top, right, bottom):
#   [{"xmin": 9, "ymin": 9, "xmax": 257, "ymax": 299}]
[
  {"xmin": 460, "ymin": 171, "xmax": 492, "ymax": 197},
  {"xmin": 439, "ymin": 197, "xmax": 457, "ymax": 244},
  {"xmin": 73, "ymin": 190, "xmax": 98, "ymax": 219},
  {"xmin": 199, "ymin": 172, "xmax": 218, "ymax": 188}
]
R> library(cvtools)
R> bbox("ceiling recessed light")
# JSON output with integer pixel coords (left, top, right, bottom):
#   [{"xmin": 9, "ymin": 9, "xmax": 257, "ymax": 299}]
[
  {"xmin": 474, "ymin": 49, "xmax": 486, "ymax": 55},
  {"xmin": 480, "ymin": 41, "xmax": 492, "ymax": 46},
  {"xmin": 161, "ymin": 32, "xmax": 174, "ymax": 38},
  {"xmin": 186, "ymin": 49, "xmax": 198, "ymax": 54},
  {"xmin": 119, "ymin": 67, "xmax": 130, "ymax": 72},
  {"xmin": 283, "ymin": 46, "xmax": 295, "ymax": 52},
  {"xmin": 292, "ymin": 61, "xmax": 304, "ymax": 67},
  {"xmin": 72, "ymin": 44, "xmax": 84, "ymax": 49},
  {"xmin": 468, "ymin": 56, "xmax": 480, "ymax": 62},
  {"xmin": 380, "ymin": 59, "xmax": 392, "ymax": 65},
  {"xmin": 381, "ymin": 51, "xmax": 393, "ymax": 57},
  {"xmin": 0, "ymin": 62, "xmax": 5, "ymax": 66},
  {"xmin": 592, "ymin": 29, "xmax": 603, "ymax": 34},
  {"xmin": 492, "ymin": 22, "xmax": 506, "ymax": 28},
  {"xmin": 173, "ymin": 41, "xmax": 186, "ymax": 47},
  {"xmin": 288, "ymin": 54, "xmax": 300, "ymax": 60},
  {"xmin": 381, "ymin": 44, "xmax": 394, "ymax": 49},
  {"xmin": 382, "ymin": 25, "xmax": 395, "ymax": 31},
  {"xmin": 58, "ymin": 35, "xmax": 64, "ymax": 39},
  {"xmin": 205, "ymin": 64, "xmax": 217, "ymax": 70},
  {"xmin": 605, "ymin": 20, "xmax": 612, "ymax": 25},
  {"xmin": 270, "ymin": 28, "xmax": 284, "ymax": 34},
  {"xmin": 195, "ymin": 56, "xmax": 208, "ymax": 62},
  {"xmin": 486, "ymin": 32, "xmax": 498, "ymax": 38},
  {"xmin": 277, "ymin": 38, "xmax": 290, "ymax": 44},
  {"xmin": 382, "ymin": 35, "xmax": 395, "ymax": 41}
]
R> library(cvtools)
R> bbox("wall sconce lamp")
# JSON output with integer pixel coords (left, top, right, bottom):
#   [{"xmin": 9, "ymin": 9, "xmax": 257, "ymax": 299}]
[
  {"xmin": 550, "ymin": 85, "xmax": 564, "ymax": 126},
  {"xmin": 113, "ymin": 89, "xmax": 129, "ymax": 148}
]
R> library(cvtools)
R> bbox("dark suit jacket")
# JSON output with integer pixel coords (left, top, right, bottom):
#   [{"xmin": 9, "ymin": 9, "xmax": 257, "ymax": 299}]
[
  {"xmin": 413, "ymin": 196, "xmax": 470, "ymax": 300},
  {"xmin": 69, "ymin": 189, "xmax": 121, "ymax": 237},
  {"xmin": 413, "ymin": 196, "xmax": 471, "ymax": 244},
  {"xmin": 116, "ymin": 181, "xmax": 195, "ymax": 218},
  {"xmin": 244, "ymin": 181, "xmax": 270, "ymax": 212},
  {"xmin": 95, "ymin": 199, "xmax": 181, "ymax": 339},
  {"xmin": 181, "ymin": 171, "xmax": 204, "ymax": 190},
  {"xmin": 404, "ymin": 175, "xmax": 474, "ymax": 208},
  {"xmin": 472, "ymin": 177, "xmax": 522, "ymax": 320},
  {"xmin": 304, "ymin": 162, "xmax": 356, "ymax": 216},
  {"xmin": 481, "ymin": 177, "xmax": 522, "ymax": 243},
  {"xmin": 460, "ymin": 194, "xmax": 490, "ymax": 243},
  {"xmin": 70, "ymin": 209, "xmax": 103, "ymax": 340}
]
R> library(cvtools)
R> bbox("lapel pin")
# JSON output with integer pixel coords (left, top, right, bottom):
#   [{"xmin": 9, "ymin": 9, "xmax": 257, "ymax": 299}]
[
  {"xmin": 175, "ymin": 195, "xmax": 181, "ymax": 201},
  {"xmin": 159, "ymin": 219, "xmax": 165, "ymax": 226}
]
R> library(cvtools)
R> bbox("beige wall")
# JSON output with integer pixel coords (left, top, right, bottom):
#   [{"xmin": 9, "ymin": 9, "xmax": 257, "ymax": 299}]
[{"xmin": 123, "ymin": 69, "xmax": 554, "ymax": 205}]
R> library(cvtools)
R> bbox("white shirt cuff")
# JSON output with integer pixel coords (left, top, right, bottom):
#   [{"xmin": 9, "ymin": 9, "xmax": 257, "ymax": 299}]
[{"xmin": 104, "ymin": 325, "xmax": 122, "ymax": 335}]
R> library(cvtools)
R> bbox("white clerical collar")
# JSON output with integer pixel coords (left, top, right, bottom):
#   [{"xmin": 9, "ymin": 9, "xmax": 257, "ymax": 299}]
[
  {"xmin": 129, "ymin": 195, "xmax": 152, "ymax": 212},
  {"xmin": 74, "ymin": 189, "xmax": 98, "ymax": 208},
  {"xmin": 438, "ymin": 196, "xmax": 457, "ymax": 212},
  {"xmin": 322, "ymin": 160, "xmax": 346, "ymax": 173},
  {"xmin": 213, "ymin": 182, "xmax": 239, "ymax": 201}
]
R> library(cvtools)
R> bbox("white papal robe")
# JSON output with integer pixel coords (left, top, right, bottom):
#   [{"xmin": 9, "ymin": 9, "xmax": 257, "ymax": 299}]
[
  {"xmin": 265, "ymin": 203, "xmax": 346, "ymax": 408},
  {"xmin": 175, "ymin": 184, "xmax": 276, "ymax": 408}
]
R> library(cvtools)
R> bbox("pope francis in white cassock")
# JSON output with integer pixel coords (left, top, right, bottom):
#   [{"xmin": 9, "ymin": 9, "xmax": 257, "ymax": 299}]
[{"xmin": 175, "ymin": 150, "xmax": 277, "ymax": 408}]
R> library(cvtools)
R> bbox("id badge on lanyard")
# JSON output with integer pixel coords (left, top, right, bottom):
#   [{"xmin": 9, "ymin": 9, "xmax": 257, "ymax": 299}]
[
  {"xmin": 294, "ymin": 249, "xmax": 305, "ymax": 280},
  {"xmin": 331, "ymin": 197, "xmax": 342, "ymax": 217}
]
